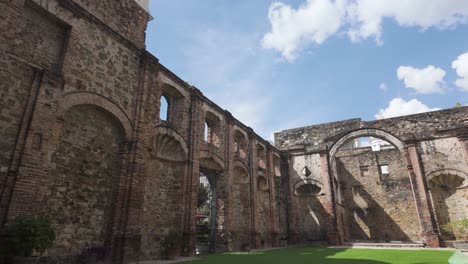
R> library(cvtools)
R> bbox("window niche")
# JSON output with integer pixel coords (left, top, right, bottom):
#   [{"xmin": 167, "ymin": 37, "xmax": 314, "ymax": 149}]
[
  {"xmin": 204, "ymin": 111, "xmax": 221, "ymax": 148},
  {"xmin": 257, "ymin": 144, "xmax": 266, "ymax": 169},
  {"xmin": 234, "ymin": 130, "xmax": 248, "ymax": 160},
  {"xmin": 159, "ymin": 84, "xmax": 185, "ymax": 128}
]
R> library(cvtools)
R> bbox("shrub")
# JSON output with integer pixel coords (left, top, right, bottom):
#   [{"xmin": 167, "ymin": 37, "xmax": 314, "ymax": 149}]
[
  {"xmin": 442, "ymin": 218, "xmax": 468, "ymax": 241},
  {"xmin": 161, "ymin": 227, "xmax": 182, "ymax": 249},
  {"xmin": 4, "ymin": 216, "xmax": 56, "ymax": 257}
]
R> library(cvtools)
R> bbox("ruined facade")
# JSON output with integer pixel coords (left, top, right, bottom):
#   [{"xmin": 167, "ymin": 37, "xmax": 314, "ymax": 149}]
[
  {"xmin": 0, "ymin": 0, "xmax": 467, "ymax": 263},
  {"xmin": 275, "ymin": 108, "xmax": 468, "ymax": 247}
]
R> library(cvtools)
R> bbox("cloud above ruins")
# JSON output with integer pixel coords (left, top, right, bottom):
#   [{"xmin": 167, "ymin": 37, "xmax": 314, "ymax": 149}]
[
  {"xmin": 262, "ymin": 0, "xmax": 468, "ymax": 61},
  {"xmin": 375, "ymin": 98, "xmax": 440, "ymax": 119},
  {"xmin": 397, "ymin": 65, "xmax": 446, "ymax": 94}
]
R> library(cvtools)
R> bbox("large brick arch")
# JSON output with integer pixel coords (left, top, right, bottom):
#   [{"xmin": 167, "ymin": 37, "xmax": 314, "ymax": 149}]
[
  {"xmin": 328, "ymin": 128, "xmax": 406, "ymax": 161},
  {"xmin": 57, "ymin": 92, "xmax": 133, "ymax": 140}
]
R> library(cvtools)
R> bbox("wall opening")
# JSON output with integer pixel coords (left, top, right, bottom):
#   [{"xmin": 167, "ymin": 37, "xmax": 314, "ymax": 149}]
[
  {"xmin": 160, "ymin": 95, "xmax": 169, "ymax": 121},
  {"xmin": 204, "ymin": 112, "xmax": 221, "ymax": 147}
]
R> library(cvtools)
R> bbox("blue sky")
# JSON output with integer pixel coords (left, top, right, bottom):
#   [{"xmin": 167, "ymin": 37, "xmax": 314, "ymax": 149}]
[{"xmin": 146, "ymin": 0, "xmax": 468, "ymax": 140}]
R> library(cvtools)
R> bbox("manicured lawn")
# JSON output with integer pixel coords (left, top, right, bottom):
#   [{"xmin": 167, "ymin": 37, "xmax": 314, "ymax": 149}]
[{"xmin": 188, "ymin": 247, "xmax": 455, "ymax": 264}]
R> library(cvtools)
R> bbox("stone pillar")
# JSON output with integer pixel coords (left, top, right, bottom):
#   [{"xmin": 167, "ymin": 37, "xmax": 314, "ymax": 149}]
[
  {"xmin": 283, "ymin": 153, "xmax": 299, "ymax": 244},
  {"xmin": 183, "ymin": 88, "xmax": 204, "ymax": 256},
  {"xmin": 266, "ymin": 145, "xmax": 279, "ymax": 247},
  {"xmin": 248, "ymin": 130, "xmax": 259, "ymax": 249},
  {"xmin": 457, "ymin": 130, "xmax": 468, "ymax": 164},
  {"xmin": 320, "ymin": 151, "xmax": 340, "ymax": 245},
  {"xmin": 224, "ymin": 112, "xmax": 235, "ymax": 241},
  {"xmin": 404, "ymin": 143, "xmax": 440, "ymax": 248}
]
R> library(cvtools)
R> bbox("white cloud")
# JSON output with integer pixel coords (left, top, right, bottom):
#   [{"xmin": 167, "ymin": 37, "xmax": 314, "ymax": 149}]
[
  {"xmin": 452, "ymin": 52, "xmax": 468, "ymax": 92},
  {"xmin": 397, "ymin": 65, "xmax": 446, "ymax": 94},
  {"xmin": 262, "ymin": 0, "xmax": 468, "ymax": 60},
  {"xmin": 261, "ymin": 0, "xmax": 346, "ymax": 61},
  {"xmin": 348, "ymin": 0, "xmax": 468, "ymax": 43},
  {"xmin": 378, "ymin": 83, "xmax": 388, "ymax": 92},
  {"xmin": 375, "ymin": 98, "xmax": 440, "ymax": 119}
]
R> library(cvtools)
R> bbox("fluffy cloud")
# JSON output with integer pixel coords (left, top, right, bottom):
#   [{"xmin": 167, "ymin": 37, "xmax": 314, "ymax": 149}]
[
  {"xmin": 261, "ymin": 0, "xmax": 346, "ymax": 61},
  {"xmin": 375, "ymin": 98, "xmax": 440, "ymax": 119},
  {"xmin": 348, "ymin": 0, "xmax": 468, "ymax": 43},
  {"xmin": 397, "ymin": 65, "xmax": 446, "ymax": 94},
  {"xmin": 452, "ymin": 52, "xmax": 468, "ymax": 92},
  {"xmin": 262, "ymin": 0, "xmax": 468, "ymax": 60}
]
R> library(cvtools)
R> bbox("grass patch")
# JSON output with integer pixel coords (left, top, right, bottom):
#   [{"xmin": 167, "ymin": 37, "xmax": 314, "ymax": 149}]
[{"xmin": 188, "ymin": 247, "xmax": 455, "ymax": 264}]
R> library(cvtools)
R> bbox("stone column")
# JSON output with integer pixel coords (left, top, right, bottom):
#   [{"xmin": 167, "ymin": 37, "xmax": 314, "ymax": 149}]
[
  {"xmin": 320, "ymin": 151, "xmax": 340, "ymax": 245},
  {"xmin": 266, "ymin": 145, "xmax": 279, "ymax": 247},
  {"xmin": 457, "ymin": 130, "xmax": 468, "ymax": 164},
  {"xmin": 404, "ymin": 143, "xmax": 440, "ymax": 248},
  {"xmin": 248, "ymin": 130, "xmax": 259, "ymax": 249},
  {"xmin": 184, "ymin": 88, "xmax": 204, "ymax": 256},
  {"xmin": 283, "ymin": 153, "xmax": 299, "ymax": 243}
]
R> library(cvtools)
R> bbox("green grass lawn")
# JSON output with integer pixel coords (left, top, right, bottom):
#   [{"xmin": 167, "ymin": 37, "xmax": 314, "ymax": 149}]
[{"xmin": 188, "ymin": 247, "xmax": 455, "ymax": 264}]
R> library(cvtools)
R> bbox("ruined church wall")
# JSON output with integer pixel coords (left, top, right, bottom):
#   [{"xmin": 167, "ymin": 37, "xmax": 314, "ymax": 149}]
[{"xmin": 335, "ymin": 147, "xmax": 420, "ymax": 242}]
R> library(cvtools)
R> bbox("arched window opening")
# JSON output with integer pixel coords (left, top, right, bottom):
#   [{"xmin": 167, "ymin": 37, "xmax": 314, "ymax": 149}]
[
  {"xmin": 340, "ymin": 136, "xmax": 394, "ymax": 152},
  {"xmin": 234, "ymin": 130, "xmax": 247, "ymax": 159},
  {"xmin": 204, "ymin": 121, "xmax": 209, "ymax": 142},
  {"xmin": 273, "ymin": 154, "xmax": 281, "ymax": 177},
  {"xmin": 160, "ymin": 95, "xmax": 169, "ymax": 121},
  {"xmin": 204, "ymin": 112, "xmax": 221, "ymax": 147},
  {"xmin": 257, "ymin": 144, "xmax": 266, "ymax": 169}
]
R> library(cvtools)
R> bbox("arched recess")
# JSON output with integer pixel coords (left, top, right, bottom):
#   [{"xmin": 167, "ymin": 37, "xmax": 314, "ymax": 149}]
[
  {"xmin": 427, "ymin": 169, "xmax": 468, "ymax": 241},
  {"xmin": 231, "ymin": 166, "xmax": 251, "ymax": 250},
  {"xmin": 57, "ymin": 92, "xmax": 132, "ymax": 141},
  {"xmin": 45, "ymin": 104, "xmax": 126, "ymax": 255},
  {"xmin": 328, "ymin": 128, "xmax": 421, "ymax": 243},
  {"xmin": 293, "ymin": 179, "xmax": 324, "ymax": 196},
  {"xmin": 140, "ymin": 127, "xmax": 188, "ymax": 260}
]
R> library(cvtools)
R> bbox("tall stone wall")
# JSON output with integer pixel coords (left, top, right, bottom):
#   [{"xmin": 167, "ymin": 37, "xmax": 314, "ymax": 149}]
[
  {"xmin": 0, "ymin": 0, "xmax": 284, "ymax": 262},
  {"xmin": 276, "ymin": 107, "xmax": 468, "ymax": 247}
]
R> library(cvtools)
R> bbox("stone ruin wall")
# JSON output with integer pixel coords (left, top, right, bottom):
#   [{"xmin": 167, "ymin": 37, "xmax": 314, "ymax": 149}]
[
  {"xmin": 0, "ymin": 0, "xmax": 285, "ymax": 262},
  {"xmin": 275, "ymin": 107, "xmax": 468, "ymax": 246},
  {"xmin": 1, "ymin": 0, "xmax": 467, "ymax": 263}
]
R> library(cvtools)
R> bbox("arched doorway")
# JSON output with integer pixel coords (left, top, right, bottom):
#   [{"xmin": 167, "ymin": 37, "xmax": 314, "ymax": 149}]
[
  {"xmin": 197, "ymin": 155, "xmax": 224, "ymax": 253},
  {"xmin": 328, "ymin": 129, "xmax": 421, "ymax": 243}
]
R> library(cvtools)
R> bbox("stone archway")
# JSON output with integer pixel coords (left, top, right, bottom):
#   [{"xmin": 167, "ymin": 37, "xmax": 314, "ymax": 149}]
[
  {"xmin": 198, "ymin": 154, "xmax": 224, "ymax": 253},
  {"xmin": 328, "ymin": 128, "xmax": 422, "ymax": 244}
]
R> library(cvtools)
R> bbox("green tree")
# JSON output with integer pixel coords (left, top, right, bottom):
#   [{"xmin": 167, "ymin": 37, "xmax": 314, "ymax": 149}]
[{"xmin": 198, "ymin": 183, "xmax": 209, "ymax": 208}]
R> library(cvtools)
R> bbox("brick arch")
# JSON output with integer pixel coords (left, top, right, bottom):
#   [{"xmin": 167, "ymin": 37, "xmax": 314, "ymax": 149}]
[
  {"xmin": 57, "ymin": 92, "xmax": 132, "ymax": 140},
  {"xmin": 329, "ymin": 128, "xmax": 406, "ymax": 162},
  {"xmin": 199, "ymin": 150, "xmax": 225, "ymax": 171}
]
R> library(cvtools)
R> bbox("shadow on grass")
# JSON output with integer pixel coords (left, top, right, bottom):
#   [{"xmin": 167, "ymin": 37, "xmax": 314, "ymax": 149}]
[{"xmin": 187, "ymin": 247, "xmax": 390, "ymax": 264}]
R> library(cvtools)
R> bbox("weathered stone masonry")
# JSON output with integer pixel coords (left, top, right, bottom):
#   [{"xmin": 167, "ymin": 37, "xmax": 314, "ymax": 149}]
[
  {"xmin": 275, "ymin": 108, "xmax": 468, "ymax": 247},
  {"xmin": 0, "ymin": 0, "xmax": 467, "ymax": 263},
  {"xmin": 0, "ymin": 0, "xmax": 284, "ymax": 262}
]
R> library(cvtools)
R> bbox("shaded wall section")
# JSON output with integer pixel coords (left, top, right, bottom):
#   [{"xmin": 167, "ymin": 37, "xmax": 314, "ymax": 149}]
[
  {"xmin": 44, "ymin": 105, "xmax": 124, "ymax": 255},
  {"xmin": 336, "ymin": 147, "xmax": 420, "ymax": 242}
]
